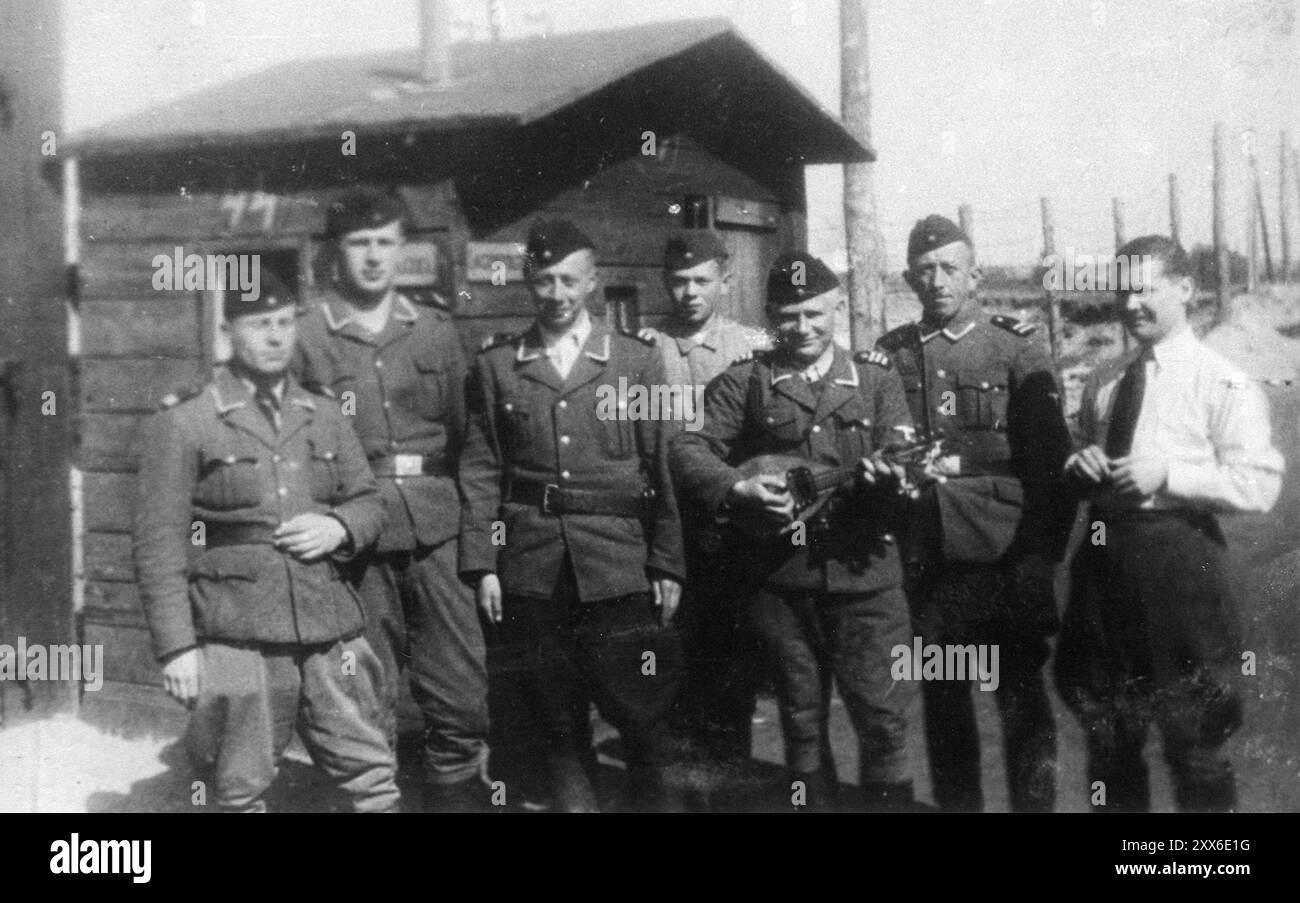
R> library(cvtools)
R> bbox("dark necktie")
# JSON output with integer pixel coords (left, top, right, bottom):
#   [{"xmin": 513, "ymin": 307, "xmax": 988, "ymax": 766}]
[
  {"xmin": 255, "ymin": 387, "xmax": 282, "ymax": 432},
  {"xmin": 1104, "ymin": 348, "xmax": 1151, "ymax": 458}
]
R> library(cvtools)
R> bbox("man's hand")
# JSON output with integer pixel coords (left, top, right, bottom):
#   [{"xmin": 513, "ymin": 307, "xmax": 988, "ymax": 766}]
[
  {"xmin": 859, "ymin": 454, "xmax": 904, "ymax": 487},
  {"xmin": 162, "ymin": 647, "xmax": 202, "ymax": 709},
  {"xmin": 651, "ymin": 575, "xmax": 682, "ymax": 625},
  {"xmin": 1110, "ymin": 456, "xmax": 1168, "ymax": 497},
  {"xmin": 1065, "ymin": 444, "xmax": 1112, "ymax": 485},
  {"xmin": 274, "ymin": 513, "xmax": 348, "ymax": 561},
  {"xmin": 727, "ymin": 474, "xmax": 794, "ymax": 522},
  {"xmin": 477, "ymin": 573, "xmax": 503, "ymax": 624}
]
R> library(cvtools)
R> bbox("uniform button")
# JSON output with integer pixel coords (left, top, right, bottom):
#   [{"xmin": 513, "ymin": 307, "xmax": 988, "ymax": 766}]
[
  {"xmin": 560, "ymin": 470, "xmax": 571, "ymax": 480},
  {"xmin": 271, "ymin": 454, "xmax": 282, "ymax": 463},
  {"xmin": 389, "ymin": 440, "xmax": 398, "ymax": 450},
  {"xmin": 277, "ymin": 486, "xmax": 287, "ymax": 497},
  {"xmin": 811, "ymin": 425, "xmax": 822, "ymax": 434},
  {"xmin": 382, "ymin": 400, "xmax": 391, "ymax": 409},
  {"xmin": 557, "ymin": 400, "xmax": 567, "ymax": 410},
  {"xmin": 766, "ymin": 416, "xmax": 775, "ymax": 424},
  {"xmin": 981, "ymin": 381, "xmax": 990, "ymax": 389},
  {"xmin": 394, "ymin": 477, "xmax": 404, "ymax": 486},
  {"xmin": 936, "ymin": 369, "xmax": 946, "ymax": 378},
  {"xmin": 374, "ymin": 360, "xmax": 384, "ymax": 369},
  {"xmin": 504, "ymin": 403, "xmax": 514, "ymax": 413},
  {"xmin": 560, "ymin": 435, "xmax": 571, "ymax": 445}
]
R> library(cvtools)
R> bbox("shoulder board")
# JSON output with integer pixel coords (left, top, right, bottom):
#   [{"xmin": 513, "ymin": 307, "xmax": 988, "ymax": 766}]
[
  {"xmin": 991, "ymin": 315, "xmax": 1036, "ymax": 337},
  {"xmin": 854, "ymin": 350, "xmax": 893, "ymax": 369},
  {"xmin": 876, "ymin": 323, "xmax": 917, "ymax": 352},
  {"xmin": 427, "ymin": 292, "xmax": 452, "ymax": 316},
  {"xmin": 727, "ymin": 349, "xmax": 768, "ymax": 369},
  {"xmin": 618, "ymin": 328, "xmax": 656, "ymax": 347},
  {"xmin": 478, "ymin": 331, "xmax": 519, "ymax": 353},
  {"xmin": 158, "ymin": 385, "xmax": 203, "ymax": 410}
]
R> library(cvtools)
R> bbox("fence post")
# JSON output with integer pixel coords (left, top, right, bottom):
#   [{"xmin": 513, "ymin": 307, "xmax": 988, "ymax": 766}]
[{"xmin": 1040, "ymin": 196, "xmax": 1061, "ymax": 365}]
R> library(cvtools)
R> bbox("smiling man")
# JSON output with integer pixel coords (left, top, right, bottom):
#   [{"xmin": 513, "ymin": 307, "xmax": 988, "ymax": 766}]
[
  {"xmin": 671, "ymin": 252, "xmax": 919, "ymax": 811},
  {"xmin": 133, "ymin": 273, "xmax": 396, "ymax": 812},
  {"xmin": 458, "ymin": 218, "xmax": 686, "ymax": 812},
  {"xmin": 877, "ymin": 214, "xmax": 1075, "ymax": 812},
  {"xmin": 1055, "ymin": 235, "xmax": 1284, "ymax": 812}
]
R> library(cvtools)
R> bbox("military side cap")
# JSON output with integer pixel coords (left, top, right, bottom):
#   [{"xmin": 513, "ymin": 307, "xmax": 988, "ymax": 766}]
[
  {"xmin": 526, "ymin": 218, "xmax": 596, "ymax": 269},
  {"xmin": 663, "ymin": 230, "xmax": 728, "ymax": 271},
  {"xmin": 907, "ymin": 214, "xmax": 972, "ymax": 262},
  {"xmin": 325, "ymin": 186, "xmax": 410, "ymax": 240},
  {"xmin": 766, "ymin": 251, "xmax": 840, "ymax": 307},
  {"xmin": 223, "ymin": 267, "xmax": 296, "ymax": 321}
]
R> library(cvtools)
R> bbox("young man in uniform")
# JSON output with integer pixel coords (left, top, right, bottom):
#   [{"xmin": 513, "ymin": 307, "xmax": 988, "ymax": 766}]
[
  {"xmin": 292, "ymin": 187, "xmax": 489, "ymax": 812},
  {"xmin": 458, "ymin": 218, "xmax": 686, "ymax": 812},
  {"xmin": 1055, "ymin": 235, "xmax": 1284, "ymax": 812},
  {"xmin": 877, "ymin": 215, "xmax": 1074, "ymax": 812},
  {"xmin": 642, "ymin": 230, "xmax": 770, "ymax": 764},
  {"xmin": 133, "ymin": 274, "xmax": 398, "ymax": 813},
  {"xmin": 671, "ymin": 252, "xmax": 919, "ymax": 811}
]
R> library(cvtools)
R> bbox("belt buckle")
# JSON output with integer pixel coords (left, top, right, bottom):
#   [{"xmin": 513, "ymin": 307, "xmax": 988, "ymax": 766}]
[
  {"xmin": 393, "ymin": 454, "xmax": 423, "ymax": 477},
  {"xmin": 541, "ymin": 483, "xmax": 560, "ymax": 514}
]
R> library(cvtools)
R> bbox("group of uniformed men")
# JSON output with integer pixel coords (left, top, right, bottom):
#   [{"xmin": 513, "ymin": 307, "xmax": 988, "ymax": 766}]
[{"xmin": 133, "ymin": 186, "xmax": 1284, "ymax": 813}]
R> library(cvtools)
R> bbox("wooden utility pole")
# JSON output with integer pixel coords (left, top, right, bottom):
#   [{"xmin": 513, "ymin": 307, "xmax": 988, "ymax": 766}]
[
  {"xmin": 1168, "ymin": 173, "xmax": 1182, "ymax": 247},
  {"xmin": 1212, "ymin": 123, "xmax": 1229, "ymax": 314},
  {"xmin": 1281, "ymin": 131, "xmax": 1291, "ymax": 280},
  {"xmin": 1040, "ymin": 196, "xmax": 1061, "ymax": 363},
  {"xmin": 1113, "ymin": 196, "xmax": 1129, "ymax": 350},
  {"xmin": 841, "ymin": 0, "xmax": 885, "ymax": 347},
  {"xmin": 1249, "ymin": 143, "xmax": 1274, "ymax": 281}
]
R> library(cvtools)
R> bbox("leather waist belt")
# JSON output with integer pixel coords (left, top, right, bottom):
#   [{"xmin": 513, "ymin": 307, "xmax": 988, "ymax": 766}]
[
  {"xmin": 205, "ymin": 523, "xmax": 279, "ymax": 548},
  {"xmin": 370, "ymin": 454, "xmax": 447, "ymax": 478},
  {"xmin": 505, "ymin": 480, "xmax": 655, "ymax": 517}
]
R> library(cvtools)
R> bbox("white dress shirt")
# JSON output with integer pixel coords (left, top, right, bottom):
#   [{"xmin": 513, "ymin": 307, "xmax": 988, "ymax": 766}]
[
  {"xmin": 1079, "ymin": 326, "xmax": 1284, "ymax": 513},
  {"xmin": 799, "ymin": 343, "xmax": 837, "ymax": 384},
  {"xmin": 539, "ymin": 309, "xmax": 593, "ymax": 380}
]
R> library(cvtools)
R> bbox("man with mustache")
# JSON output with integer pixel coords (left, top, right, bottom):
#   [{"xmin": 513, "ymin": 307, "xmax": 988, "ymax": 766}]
[
  {"xmin": 134, "ymin": 273, "xmax": 397, "ymax": 812},
  {"xmin": 459, "ymin": 218, "xmax": 686, "ymax": 811},
  {"xmin": 877, "ymin": 215, "xmax": 1074, "ymax": 811},
  {"xmin": 1055, "ymin": 235, "xmax": 1284, "ymax": 811}
]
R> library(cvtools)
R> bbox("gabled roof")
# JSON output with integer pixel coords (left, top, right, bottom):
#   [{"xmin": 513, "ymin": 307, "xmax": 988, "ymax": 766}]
[{"xmin": 70, "ymin": 17, "xmax": 872, "ymax": 163}]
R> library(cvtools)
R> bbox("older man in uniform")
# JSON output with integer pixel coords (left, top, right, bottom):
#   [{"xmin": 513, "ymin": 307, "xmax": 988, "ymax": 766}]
[
  {"xmin": 876, "ymin": 215, "xmax": 1074, "ymax": 812},
  {"xmin": 672, "ymin": 252, "xmax": 919, "ymax": 812},
  {"xmin": 1056, "ymin": 235, "xmax": 1284, "ymax": 811},
  {"xmin": 459, "ymin": 218, "xmax": 686, "ymax": 812},
  {"xmin": 292, "ymin": 187, "xmax": 488, "ymax": 812},
  {"xmin": 133, "ymin": 274, "xmax": 398, "ymax": 813},
  {"xmin": 641, "ymin": 230, "xmax": 770, "ymax": 764}
]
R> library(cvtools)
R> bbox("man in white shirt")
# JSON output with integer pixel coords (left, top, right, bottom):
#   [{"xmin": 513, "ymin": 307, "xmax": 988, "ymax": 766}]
[{"xmin": 1055, "ymin": 234, "xmax": 1285, "ymax": 812}]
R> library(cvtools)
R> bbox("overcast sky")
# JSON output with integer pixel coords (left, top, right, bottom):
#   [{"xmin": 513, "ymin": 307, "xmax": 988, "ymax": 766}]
[{"xmin": 62, "ymin": 0, "xmax": 1300, "ymax": 267}]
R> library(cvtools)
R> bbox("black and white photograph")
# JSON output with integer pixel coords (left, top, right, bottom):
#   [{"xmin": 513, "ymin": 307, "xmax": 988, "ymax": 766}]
[{"xmin": 0, "ymin": 0, "xmax": 1297, "ymax": 864}]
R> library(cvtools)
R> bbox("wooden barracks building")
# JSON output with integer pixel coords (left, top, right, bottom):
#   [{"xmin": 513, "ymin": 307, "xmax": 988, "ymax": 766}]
[{"xmin": 41, "ymin": 15, "xmax": 872, "ymax": 725}]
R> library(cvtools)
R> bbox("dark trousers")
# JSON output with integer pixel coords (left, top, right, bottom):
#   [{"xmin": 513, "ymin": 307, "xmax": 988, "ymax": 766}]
[
  {"xmin": 354, "ymin": 539, "xmax": 489, "ymax": 785},
  {"xmin": 1056, "ymin": 510, "xmax": 1243, "ymax": 812},
  {"xmin": 487, "ymin": 561, "xmax": 684, "ymax": 812},
  {"xmin": 186, "ymin": 638, "xmax": 399, "ymax": 812},
  {"xmin": 671, "ymin": 572, "xmax": 765, "ymax": 761},
  {"xmin": 910, "ymin": 564, "xmax": 1057, "ymax": 812},
  {"xmin": 750, "ymin": 586, "xmax": 914, "ymax": 785}
]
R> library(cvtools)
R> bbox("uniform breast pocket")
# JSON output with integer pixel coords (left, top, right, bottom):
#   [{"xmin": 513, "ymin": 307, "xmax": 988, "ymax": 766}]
[
  {"xmin": 498, "ymin": 398, "xmax": 534, "ymax": 450},
  {"xmin": 956, "ymin": 377, "xmax": 1010, "ymax": 430},
  {"xmin": 308, "ymin": 441, "xmax": 341, "ymax": 503},
  {"xmin": 197, "ymin": 453, "xmax": 263, "ymax": 510},
  {"xmin": 759, "ymin": 405, "xmax": 805, "ymax": 449},
  {"xmin": 833, "ymin": 406, "xmax": 875, "ymax": 459},
  {"xmin": 412, "ymin": 353, "xmax": 447, "ymax": 419}
]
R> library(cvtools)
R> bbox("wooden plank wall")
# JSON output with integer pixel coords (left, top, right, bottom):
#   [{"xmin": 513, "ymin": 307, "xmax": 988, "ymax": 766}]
[{"xmin": 81, "ymin": 146, "xmax": 801, "ymax": 697}]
